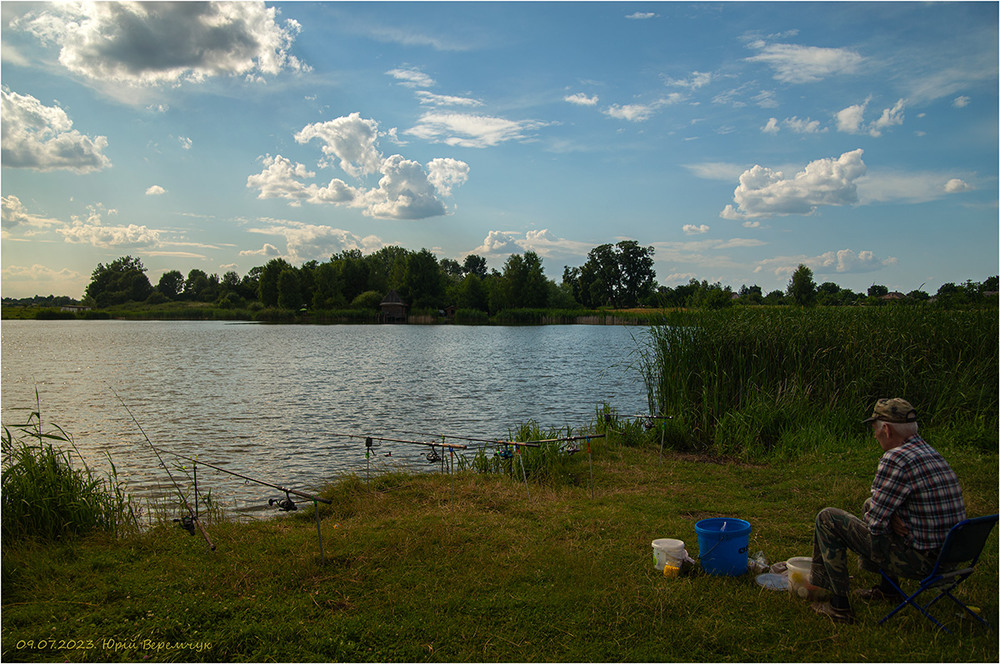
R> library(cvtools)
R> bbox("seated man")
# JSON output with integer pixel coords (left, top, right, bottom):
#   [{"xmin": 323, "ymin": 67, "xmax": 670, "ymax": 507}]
[{"xmin": 809, "ymin": 398, "xmax": 966, "ymax": 623}]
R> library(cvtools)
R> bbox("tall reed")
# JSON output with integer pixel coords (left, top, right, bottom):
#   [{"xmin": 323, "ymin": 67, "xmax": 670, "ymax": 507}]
[
  {"xmin": 638, "ymin": 307, "xmax": 998, "ymax": 457},
  {"xmin": 1, "ymin": 400, "xmax": 138, "ymax": 543}
]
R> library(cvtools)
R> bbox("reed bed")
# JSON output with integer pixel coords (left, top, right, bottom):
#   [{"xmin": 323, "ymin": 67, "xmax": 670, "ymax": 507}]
[
  {"xmin": 638, "ymin": 307, "xmax": 999, "ymax": 458},
  {"xmin": 1, "ymin": 402, "xmax": 138, "ymax": 543}
]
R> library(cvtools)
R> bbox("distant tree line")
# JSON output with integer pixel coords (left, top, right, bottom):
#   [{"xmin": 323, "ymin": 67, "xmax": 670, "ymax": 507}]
[{"xmin": 3, "ymin": 248, "xmax": 996, "ymax": 313}]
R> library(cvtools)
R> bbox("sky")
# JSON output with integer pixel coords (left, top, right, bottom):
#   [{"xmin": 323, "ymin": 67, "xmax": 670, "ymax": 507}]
[{"xmin": 1, "ymin": 1, "xmax": 997, "ymax": 300}]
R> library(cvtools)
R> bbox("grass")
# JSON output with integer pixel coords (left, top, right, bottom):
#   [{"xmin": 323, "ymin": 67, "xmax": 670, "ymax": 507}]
[
  {"xmin": 2, "ymin": 426, "xmax": 997, "ymax": 662},
  {"xmin": 1, "ymin": 399, "xmax": 138, "ymax": 544},
  {"xmin": 638, "ymin": 307, "xmax": 999, "ymax": 458}
]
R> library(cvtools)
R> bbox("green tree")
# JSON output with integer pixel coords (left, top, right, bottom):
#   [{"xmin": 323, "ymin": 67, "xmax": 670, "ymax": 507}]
[
  {"xmin": 787, "ymin": 264, "xmax": 817, "ymax": 307},
  {"xmin": 403, "ymin": 249, "xmax": 444, "ymax": 309},
  {"xmin": 157, "ymin": 270, "xmax": 184, "ymax": 300},
  {"xmin": 454, "ymin": 273, "xmax": 489, "ymax": 311},
  {"xmin": 498, "ymin": 252, "xmax": 548, "ymax": 309},
  {"xmin": 574, "ymin": 241, "xmax": 655, "ymax": 308},
  {"xmin": 259, "ymin": 258, "xmax": 292, "ymax": 307},
  {"xmin": 462, "ymin": 254, "xmax": 488, "ymax": 278},
  {"xmin": 85, "ymin": 256, "xmax": 153, "ymax": 306},
  {"xmin": 277, "ymin": 269, "xmax": 302, "ymax": 310}
]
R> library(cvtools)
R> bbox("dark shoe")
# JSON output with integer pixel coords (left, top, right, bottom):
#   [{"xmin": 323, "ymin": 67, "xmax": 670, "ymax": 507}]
[
  {"xmin": 854, "ymin": 586, "xmax": 904, "ymax": 602},
  {"xmin": 811, "ymin": 601, "xmax": 856, "ymax": 624}
]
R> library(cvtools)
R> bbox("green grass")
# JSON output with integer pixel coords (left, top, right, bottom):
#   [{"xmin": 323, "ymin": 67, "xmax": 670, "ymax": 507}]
[
  {"xmin": 1, "ymin": 400, "xmax": 138, "ymax": 544},
  {"xmin": 638, "ymin": 307, "xmax": 999, "ymax": 458},
  {"xmin": 2, "ymin": 428, "xmax": 996, "ymax": 662}
]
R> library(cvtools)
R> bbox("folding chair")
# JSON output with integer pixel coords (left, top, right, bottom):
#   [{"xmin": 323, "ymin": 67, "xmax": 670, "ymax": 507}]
[{"xmin": 879, "ymin": 514, "xmax": 998, "ymax": 633}]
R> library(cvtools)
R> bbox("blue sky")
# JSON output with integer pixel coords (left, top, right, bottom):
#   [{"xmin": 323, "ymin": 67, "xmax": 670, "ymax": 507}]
[{"xmin": 2, "ymin": 1, "xmax": 997, "ymax": 300}]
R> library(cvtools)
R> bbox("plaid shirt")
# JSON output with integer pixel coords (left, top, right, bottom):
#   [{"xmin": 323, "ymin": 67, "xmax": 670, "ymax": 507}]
[{"xmin": 867, "ymin": 435, "xmax": 966, "ymax": 550}]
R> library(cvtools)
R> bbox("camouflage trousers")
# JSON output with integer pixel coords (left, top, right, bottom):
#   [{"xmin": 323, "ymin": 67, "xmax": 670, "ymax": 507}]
[{"xmin": 811, "ymin": 500, "xmax": 938, "ymax": 597}]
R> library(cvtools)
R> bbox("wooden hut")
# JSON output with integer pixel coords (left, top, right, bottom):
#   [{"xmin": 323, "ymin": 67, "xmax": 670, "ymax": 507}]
[{"xmin": 380, "ymin": 290, "xmax": 408, "ymax": 322}]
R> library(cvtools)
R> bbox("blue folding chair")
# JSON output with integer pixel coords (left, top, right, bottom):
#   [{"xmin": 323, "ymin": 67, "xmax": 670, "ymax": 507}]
[{"xmin": 879, "ymin": 514, "xmax": 998, "ymax": 633}]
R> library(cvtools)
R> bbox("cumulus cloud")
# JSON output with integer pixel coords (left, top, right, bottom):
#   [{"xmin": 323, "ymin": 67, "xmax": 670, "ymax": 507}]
[
  {"xmin": 244, "ymin": 220, "xmax": 383, "ymax": 263},
  {"xmin": 471, "ymin": 229, "xmax": 591, "ymax": 259},
  {"xmin": 762, "ymin": 118, "xmax": 780, "ymax": 134},
  {"xmin": 755, "ymin": 248, "xmax": 896, "ymax": 277},
  {"xmin": 12, "ymin": 1, "xmax": 306, "ymax": 85},
  {"xmin": 945, "ymin": 178, "xmax": 972, "ymax": 193},
  {"xmin": 762, "ymin": 116, "xmax": 825, "ymax": 134},
  {"xmin": 836, "ymin": 97, "xmax": 906, "ymax": 136},
  {"xmin": 683, "ymin": 224, "xmax": 710, "ymax": 235},
  {"xmin": 603, "ymin": 96, "xmax": 683, "ymax": 122},
  {"xmin": 565, "ymin": 92, "xmax": 599, "ymax": 106},
  {"xmin": 58, "ymin": 206, "xmax": 161, "ymax": 248},
  {"xmin": 1, "ymin": 88, "xmax": 111, "ymax": 173},
  {"xmin": 0, "ymin": 263, "xmax": 83, "ymax": 297},
  {"xmin": 248, "ymin": 113, "xmax": 469, "ymax": 219},
  {"xmin": 1, "ymin": 195, "xmax": 62, "ymax": 237},
  {"xmin": 721, "ymin": 149, "xmax": 867, "ymax": 219},
  {"xmin": 406, "ymin": 112, "xmax": 549, "ymax": 148},
  {"xmin": 145, "ymin": 185, "xmax": 166, "ymax": 196},
  {"xmin": 746, "ymin": 41, "xmax": 863, "ymax": 83},
  {"xmin": 952, "ymin": 96, "xmax": 971, "ymax": 108}
]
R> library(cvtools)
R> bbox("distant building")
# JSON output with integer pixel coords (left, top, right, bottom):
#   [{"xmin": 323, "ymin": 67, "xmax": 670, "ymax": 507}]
[
  {"xmin": 380, "ymin": 290, "xmax": 408, "ymax": 322},
  {"xmin": 59, "ymin": 304, "xmax": 91, "ymax": 312}
]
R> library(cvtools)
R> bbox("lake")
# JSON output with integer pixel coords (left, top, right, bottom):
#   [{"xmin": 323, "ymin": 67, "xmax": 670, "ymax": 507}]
[{"xmin": 1, "ymin": 320, "xmax": 651, "ymax": 516}]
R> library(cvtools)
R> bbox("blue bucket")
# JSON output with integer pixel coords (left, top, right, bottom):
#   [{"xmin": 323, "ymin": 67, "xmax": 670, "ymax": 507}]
[{"xmin": 695, "ymin": 518, "xmax": 751, "ymax": 576}]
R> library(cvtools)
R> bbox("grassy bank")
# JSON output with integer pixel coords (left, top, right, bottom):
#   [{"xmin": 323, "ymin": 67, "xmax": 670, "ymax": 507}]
[{"xmin": 2, "ymin": 427, "xmax": 997, "ymax": 662}]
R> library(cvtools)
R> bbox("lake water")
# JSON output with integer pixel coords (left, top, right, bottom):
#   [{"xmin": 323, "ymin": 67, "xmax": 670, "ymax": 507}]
[{"xmin": 1, "ymin": 320, "xmax": 651, "ymax": 516}]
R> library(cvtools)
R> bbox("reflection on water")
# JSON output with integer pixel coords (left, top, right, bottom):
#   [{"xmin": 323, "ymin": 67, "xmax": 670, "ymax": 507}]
[{"xmin": 1, "ymin": 320, "xmax": 650, "ymax": 515}]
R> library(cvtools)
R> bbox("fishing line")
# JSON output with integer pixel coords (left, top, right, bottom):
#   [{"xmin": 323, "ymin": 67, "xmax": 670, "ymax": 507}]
[{"xmin": 110, "ymin": 389, "xmax": 215, "ymax": 551}]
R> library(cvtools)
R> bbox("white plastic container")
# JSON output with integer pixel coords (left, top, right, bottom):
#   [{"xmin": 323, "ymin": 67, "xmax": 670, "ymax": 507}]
[
  {"xmin": 651, "ymin": 538, "xmax": 686, "ymax": 571},
  {"xmin": 786, "ymin": 556, "xmax": 825, "ymax": 600}
]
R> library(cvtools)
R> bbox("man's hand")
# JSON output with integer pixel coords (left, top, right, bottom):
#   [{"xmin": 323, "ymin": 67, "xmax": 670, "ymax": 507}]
[{"xmin": 891, "ymin": 514, "xmax": 910, "ymax": 537}]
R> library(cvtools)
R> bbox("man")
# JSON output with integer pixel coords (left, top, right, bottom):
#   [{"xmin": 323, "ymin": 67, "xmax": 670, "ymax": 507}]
[{"xmin": 809, "ymin": 398, "xmax": 966, "ymax": 623}]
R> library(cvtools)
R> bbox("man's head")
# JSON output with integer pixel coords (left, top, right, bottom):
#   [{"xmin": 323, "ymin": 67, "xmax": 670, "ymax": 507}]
[{"xmin": 863, "ymin": 398, "xmax": 918, "ymax": 451}]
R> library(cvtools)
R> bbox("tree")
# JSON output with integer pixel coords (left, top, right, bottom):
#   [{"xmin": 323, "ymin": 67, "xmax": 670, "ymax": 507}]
[
  {"xmin": 259, "ymin": 258, "xmax": 292, "ymax": 307},
  {"xmin": 574, "ymin": 241, "xmax": 655, "ymax": 308},
  {"xmin": 454, "ymin": 273, "xmax": 489, "ymax": 311},
  {"xmin": 277, "ymin": 269, "xmax": 302, "ymax": 310},
  {"xmin": 787, "ymin": 264, "xmax": 817, "ymax": 307},
  {"xmin": 868, "ymin": 284, "xmax": 889, "ymax": 298},
  {"xmin": 403, "ymin": 248, "xmax": 444, "ymax": 309},
  {"xmin": 462, "ymin": 254, "xmax": 488, "ymax": 278},
  {"xmin": 498, "ymin": 251, "xmax": 548, "ymax": 309},
  {"xmin": 85, "ymin": 255, "xmax": 153, "ymax": 306},
  {"xmin": 157, "ymin": 270, "xmax": 184, "ymax": 300}
]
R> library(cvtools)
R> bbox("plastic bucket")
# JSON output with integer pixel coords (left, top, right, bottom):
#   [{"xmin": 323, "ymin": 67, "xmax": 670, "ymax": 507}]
[
  {"xmin": 695, "ymin": 518, "xmax": 751, "ymax": 576},
  {"xmin": 651, "ymin": 538, "xmax": 685, "ymax": 571}
]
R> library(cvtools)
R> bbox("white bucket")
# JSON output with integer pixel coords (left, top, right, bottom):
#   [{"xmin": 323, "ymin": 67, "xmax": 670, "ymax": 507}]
[{"xmin": 651, "ymin": 538, "xmax": 685, "ymax": 571}]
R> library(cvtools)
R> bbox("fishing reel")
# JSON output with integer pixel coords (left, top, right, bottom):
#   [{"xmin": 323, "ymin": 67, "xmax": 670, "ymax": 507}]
[
  {"xmin": 174, "ymin": 515, "xmax": 196, "ymax": 536},
  {"xmin": 426, "ymin": 446, "xmax": 442, "ymax": 463},
  {"xmin": 494, "ymin": 444, "xmax": 514, "ymax": 460},
  {"xmin": 268, "ymin": 492, "xmax": 298, "ymax": 512}
]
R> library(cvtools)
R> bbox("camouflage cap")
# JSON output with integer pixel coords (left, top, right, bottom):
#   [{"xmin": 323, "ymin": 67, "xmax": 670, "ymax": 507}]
[{"xmin": 862, "ymin": 398, "xmax": 918, "ymax": 424}]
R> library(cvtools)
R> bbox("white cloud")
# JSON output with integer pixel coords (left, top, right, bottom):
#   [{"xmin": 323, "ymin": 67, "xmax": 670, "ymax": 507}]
[
  {"xmin": 721, "ymin": 149, "xmax": 867, "ymax": 219},
  {"xmin": 746, "ymin": 42, "xmax": 863, "ymax": 83},
  {"xmin": 0, "ymin": 263, "xmax": 84, "ymax": 296},
  {"xmin": 13, "ymin": 1, "xmax": 306, "ymax": 85},
  {"xmin": 1, "ymin": 195, "xmax": 61, "ymax": 237},
  {"xmin": 415, "ymin": 91, "xmax": 483, "ymax": 107},
  {"xmin": 471, "ymin": 229, "xmax": 591, "ymax": 259},
  {"xmin": 249, "ymin": 114, "xmax": 470, "ymax": 220},
  {"xmin": 755, "ymin": 248, "xmax": 896, "ymax": 277},
  {"xmin": 665, "ymin": 71, "xmax": 713, "ymax": 89},
  {"xmin": 683, "ymin": 224, "xmax": 710, "ymax": 234},
  {"xmin": 58, "ymin": 214, "xmax": 161, "ymax": 248},
  {"xmin": 295, "ymin": 113, "xmax": 382, "ymax": 178},
  {"xmin": 836, "ymin": 98, "xmax": 906, "ymax": 137},
  {"xmin": 565, "ymin": 92, "xmax": 599, "ymax": 106},
  {"xmin": 762, "ymin": 118, "xmax": 780, "ymax": 134},
  {"xmin": 427, "ymin": 158, "xmax": 470, "ymax": 197},
  {"xmin": 145, "ymin": 185, "xmax": 166, "ymax": 196},
  {"xmin": 684, "ymin": 162, "xmax": 749, "ymax": 181},
  {"xmin": 406, "ymin": 112, "xmax": 549, "ymax": 148},
  {"xmin": 945, "ymin": 178, "xmax": 972, "ymax": 193},
  {"xmin": 386, "ymin": 67, "xmax": 436, "ymax": 89},
  {"xmin": 784, "ymin": 117, "xmax": 824, "ymax": 134},
  {"xmin": 245, "ymin": 220, "xmax": 383, "ymax": 263},
  {"xmin": 953, "ymin": 96, "xmax": 971, "ymax": 108},
  {"xmin": 626, "ymin": 12, "xmax": 658, "ymax": 20},
  {"xmin": 178, "ymin": 136, "xmax": 192, "ymax": 150},
  {"xmin": 1, "ymin": 88, "xmax": 111, "ymax": 173}
]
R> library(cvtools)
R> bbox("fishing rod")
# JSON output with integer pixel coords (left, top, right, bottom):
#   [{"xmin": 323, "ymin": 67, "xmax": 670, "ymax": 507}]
[
  {"xmin": 112, "ymin": 391, "xmax": 215, "ymax": 551},
  {"xmin": 326, "ymin": 431, "xmax": 469, "ymax": 450},
  {"xmin": 393, "ymin": 429, "xmax": 542, "ymax": 448},
  {"xmin": 152, "ymin": 447, "xmax": 332, "ymax": 506}
]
